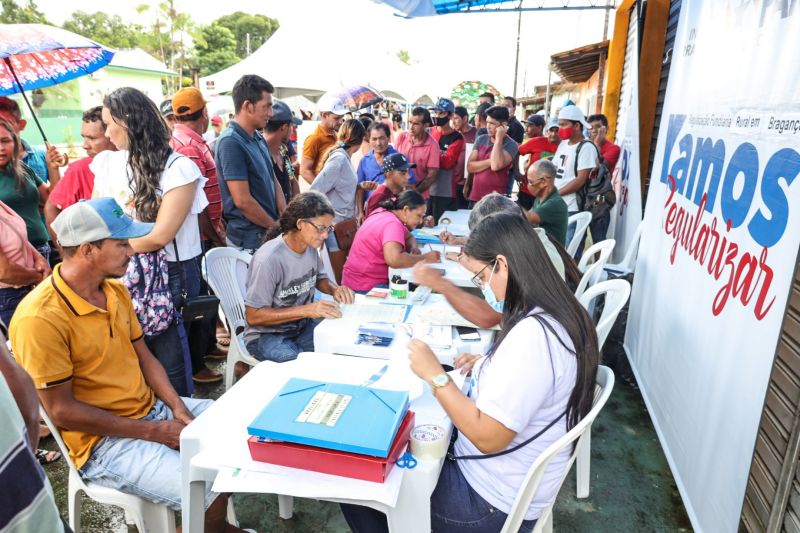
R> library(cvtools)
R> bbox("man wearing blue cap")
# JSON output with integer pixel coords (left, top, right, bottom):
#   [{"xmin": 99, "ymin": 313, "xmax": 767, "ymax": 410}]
[
  {"xmin": 429, "ymin": 97, "xmax": 465, "ymax": 223},
  {"xmin": 10, "ymin": 198, "xmax": 248, "ymax": 532}
]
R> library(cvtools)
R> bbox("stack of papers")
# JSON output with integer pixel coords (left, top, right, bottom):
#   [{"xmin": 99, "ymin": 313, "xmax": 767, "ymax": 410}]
[
  {"xmin": 412, "ymin": 324, "xmax": 452, "ymax": 350},
  {"xmin": 339, "ymin": 303, "xmax": 410, "ymax": 323}
]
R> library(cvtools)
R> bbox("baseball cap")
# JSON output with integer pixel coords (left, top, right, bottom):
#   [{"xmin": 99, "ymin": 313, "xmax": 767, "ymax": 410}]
[
  {"xmin": 558, "ymin": 105, "xmax": 589, "ymax": 129},
  {"xmin": 433, "ymin": 97, "xmax": 455, "ymax": 114},
  {"xmin": 381, "ymin": 153, "xmax": 416, "ymax": 173},
  {"xmin": 52, "ymin": 198, "xmax": 153, "ymax": 247},
  {"xmin": 172, "ymin": 87, "xmax": 207, "ymax": 117},
  {"xmin": 211, "ymin": 115, "xmax": 223, "ymax": 125},
  {"xmin": 546, "ymin": 117, "xmax": 559, "ymax": 130},
  {"xmin": 159, "ymin": 99, "xmax": 174, "ymax": 118},
  {"xmin": 525, "ymin": 114, "xmax": 546, "ymax": 127},
  {"xmin": 317, "ymin": 94, "xmax": 348, "ymax": 116},
  {"xmin": 270, "ymin": 101, "xmax": 302, "ymax": 125}
]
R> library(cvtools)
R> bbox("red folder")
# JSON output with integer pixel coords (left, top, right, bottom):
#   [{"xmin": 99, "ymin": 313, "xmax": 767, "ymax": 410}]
[{"xmin": 248, "ymin": 411, "xmax": 415, "ymax": 483}]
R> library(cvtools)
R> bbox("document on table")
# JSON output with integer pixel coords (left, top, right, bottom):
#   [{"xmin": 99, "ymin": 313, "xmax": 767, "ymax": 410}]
[
  {"xmin": 337, "ymin": 303, "xmax": 409, "ymax": 323},
  {"xmin": 417, "ymin": 307, "xmax": 501, "ymax": 330}
]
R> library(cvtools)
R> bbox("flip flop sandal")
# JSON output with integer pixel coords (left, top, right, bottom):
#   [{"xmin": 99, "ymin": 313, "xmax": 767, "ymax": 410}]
[
  {"xmin": 35, "ymin": 448, "xmax": 62, "ymax": 465},
  {"xmin": 216, "ymin": 332, "xmax": 231, "ymax": 348}
]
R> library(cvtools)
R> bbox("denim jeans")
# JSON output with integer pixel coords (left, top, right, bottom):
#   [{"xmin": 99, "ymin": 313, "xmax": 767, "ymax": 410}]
[
  {"xmin": 143, "ymin": 258, "xmax": 198, "ymax": 396},
  {"xmin": 79, "ymin": 398, "xmax": 216, "ymax": 511},
  {"xmin": 589, "ymin": 213, "xmax": 610, "ymax": 243},
  {"xmin": 340, "ymin": 459, "xmax": 535, "ymax": 533},
  {"xmin": 34, "ymin": 242, "xmax": 50, "ymax": 266},
  {"xmin": 0, "ymin": 285, "xmax": 32, "ymax": 326},
  {"xmin": 246, "ymin": 319, "xmax": 319, "ymax": 363}
]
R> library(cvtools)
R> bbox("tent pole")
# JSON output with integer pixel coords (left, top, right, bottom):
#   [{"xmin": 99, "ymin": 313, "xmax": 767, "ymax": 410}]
[{"xmin": 512, "ymin": 6, "xmax": 522, "ymax": 99}]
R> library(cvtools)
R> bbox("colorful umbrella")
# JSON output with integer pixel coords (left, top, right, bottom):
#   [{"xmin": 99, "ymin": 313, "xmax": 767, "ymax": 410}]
[
  {"xmin": 325, "ymin": 85, "xmax": 385, "ymax": 113},
  {"xmin": 0, "ymin": 24, "xmax": 114, "ymax": 143},
  {"xmin": 450, "ymin": 80, "xmax": 501, "ymax": 114}
]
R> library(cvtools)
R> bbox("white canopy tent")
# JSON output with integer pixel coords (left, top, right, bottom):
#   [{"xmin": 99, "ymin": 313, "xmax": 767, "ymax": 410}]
[{"xmin": 199, "ymin": 25, "xmax": 427, "ymax": 104}]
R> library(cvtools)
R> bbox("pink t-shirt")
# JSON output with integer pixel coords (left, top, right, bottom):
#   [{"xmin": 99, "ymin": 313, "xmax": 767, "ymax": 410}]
[
  {"xmin": 341, "ymin": 209, "xmax": 407, "ymax": 291},
  {"xmin": 0, "ymin": 201, "xmax": 34, "ymax": 289},
  {"xmin": 395, "ymin": 131, "xmax": 440, "ymax": 199}
]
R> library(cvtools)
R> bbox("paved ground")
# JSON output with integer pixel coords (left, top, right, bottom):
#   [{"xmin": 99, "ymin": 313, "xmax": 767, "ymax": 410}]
[{"xmin": 40, "ymin": 357, "xmax": 693, "ymax": 532}]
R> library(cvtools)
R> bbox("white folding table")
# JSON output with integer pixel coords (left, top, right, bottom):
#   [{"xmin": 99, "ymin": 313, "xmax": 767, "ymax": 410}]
[{"xmin": 180, "ymin": 353, "xmax": 456, "ymax": 533}]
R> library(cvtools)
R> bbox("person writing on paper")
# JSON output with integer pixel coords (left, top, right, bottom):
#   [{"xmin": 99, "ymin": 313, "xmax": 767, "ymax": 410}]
[
  {"xmin": 420, "ymin": 193, "xmax": 577, "ymax": 329},
  {"xmin": 244, "ymin": 192, "xmax": 355, "ymax": 363},
  {"xmin": 341, "ymin": 213, "xmax": 599, "ymax": 533},
  {"xmin": 341, "ymin": 190, "xmax": 440, "ymax": 292}
]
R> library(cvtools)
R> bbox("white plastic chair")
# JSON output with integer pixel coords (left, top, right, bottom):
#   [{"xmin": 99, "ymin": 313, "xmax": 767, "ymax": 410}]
[
  {"xmin": 204, "ymin": 247, "xmax": 260, "ymax": 390},
  {"xmin": 575, "ymin": 282, "xmax": 631, "ymax": 500},
  {"xmin": 574, "ymin": 239, "xmax": 615, "ymax": 300},
  {"xmin": 500, "ymin": 366, "xmax": 615, "ymax": 533},
  {"xmin": 566, "ymin": 212, "xmax": 592, "ymax": 257},
  {"xmin": 40, "ymin": 407, "xmax": 176, "ymax": 533},
  {"xmin": 578, "ymin": 279, "xmax": 631, "ymax": 350},
  {"xmin": 603, "ymin": 222, "xmax": 643, "ymax": 277}
]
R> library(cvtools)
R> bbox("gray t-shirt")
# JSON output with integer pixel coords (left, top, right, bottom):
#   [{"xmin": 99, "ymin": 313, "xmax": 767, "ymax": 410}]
[
  {"xmin": 244, "ymin": 236, "xmax": 327, "ymax": 341},
  {"xmin": 310, "ymin": 147, "xmax": 357, "ymax": 223}
]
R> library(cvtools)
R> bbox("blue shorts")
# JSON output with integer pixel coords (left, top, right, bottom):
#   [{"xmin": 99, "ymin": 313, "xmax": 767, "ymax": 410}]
[{"xmin": 79, "ymin": 397, "xmax": 216, "ymax": 511}]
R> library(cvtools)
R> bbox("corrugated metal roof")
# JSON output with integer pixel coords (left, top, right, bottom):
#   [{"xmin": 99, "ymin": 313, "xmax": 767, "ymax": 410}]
[{"xmin": 550, "ymin": 41, "xmax": 609, "ymax": 83}]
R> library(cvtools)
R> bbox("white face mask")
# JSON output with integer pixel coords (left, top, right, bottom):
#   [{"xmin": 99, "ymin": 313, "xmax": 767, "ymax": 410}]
[{"xmin": 481, "ymin": 262, "xmax": 504, "ymax": 313}]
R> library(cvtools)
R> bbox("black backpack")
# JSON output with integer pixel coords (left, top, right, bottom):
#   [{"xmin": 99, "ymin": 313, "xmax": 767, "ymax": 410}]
[{"xmin": 574, "ymin": 140, "xmax": 615, "ymax": 220}]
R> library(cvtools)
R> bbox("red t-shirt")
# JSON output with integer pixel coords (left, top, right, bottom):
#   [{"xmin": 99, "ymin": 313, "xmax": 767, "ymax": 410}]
[
  {"xmin": 48, "ymin": 156, "xmax": 96, "ymax": 210},
  {"xmin": 599, "ymin": 140, "xmax": 621, "ymax": 174},
  {"xmin": 364, "ymin": 184, "xmax": 396, "ymax": 218},
  {"xmin": 518, "ymin": 136, "xmax": 558, "ymax": 196}
]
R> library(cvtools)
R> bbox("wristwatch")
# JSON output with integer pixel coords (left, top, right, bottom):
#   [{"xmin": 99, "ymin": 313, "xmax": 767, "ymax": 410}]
[{"xmin": 430, "ymin": 373, "xmax": 452, "ymax": 394}]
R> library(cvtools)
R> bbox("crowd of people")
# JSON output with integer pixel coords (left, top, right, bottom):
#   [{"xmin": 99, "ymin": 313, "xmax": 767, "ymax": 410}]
[{"xmin": 0, "ymin": 72, "xmax": 618, "ymax": 532}]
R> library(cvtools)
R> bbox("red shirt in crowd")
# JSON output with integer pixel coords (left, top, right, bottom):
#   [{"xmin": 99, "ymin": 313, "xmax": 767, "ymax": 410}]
[
  {"xmin": 170, "ymin": 124, "xmax": 222, "ymax": 238},
  {"xmin": 518, "ymin": 136, "xmax": 558, "ymax": 196},
  {"xmin": 48, "ymin": 157, "xmax": 96, "ymax": 209},
  {"xmin": 598, "ymin": 140, "xmax": 621, "ymax": 174},
  {"xmin": 364, "ymin": 184, "xmax": 396, "ymax": 219},
  {"xmin": 394, "ymin": 131, "xmax": 440, "ymax": 199}
]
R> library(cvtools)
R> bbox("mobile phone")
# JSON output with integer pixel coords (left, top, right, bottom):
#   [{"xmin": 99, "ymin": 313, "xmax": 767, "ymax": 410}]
[{"xmin": 456, "ymin": 326, "xmax": 480, "ymax": 341}]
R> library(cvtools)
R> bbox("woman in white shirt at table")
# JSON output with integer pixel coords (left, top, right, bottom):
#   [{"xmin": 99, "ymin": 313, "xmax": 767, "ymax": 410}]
[{"xmin": 341, "ymin": 212, "xmax": 599, "ymax": 533}]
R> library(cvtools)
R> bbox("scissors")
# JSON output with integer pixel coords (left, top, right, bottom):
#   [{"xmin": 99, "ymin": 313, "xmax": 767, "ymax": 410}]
[{"xmin": 396, "ymin": 451, "xmax": 417, "ymax": 469}]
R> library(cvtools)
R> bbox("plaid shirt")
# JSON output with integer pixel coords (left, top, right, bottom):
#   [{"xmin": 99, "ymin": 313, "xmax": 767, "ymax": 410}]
[{"xmin": 170, "ymin": 124, "xmax": 222, "ymax": 236}]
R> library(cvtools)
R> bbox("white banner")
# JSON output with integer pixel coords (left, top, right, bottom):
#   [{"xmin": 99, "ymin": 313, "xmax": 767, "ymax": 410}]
[
  {"xmin": 609, "ymin": 7, "xmax": 643, "ymax": 262},
  {"xmin": 625, "ymin": 2, "xmax": 800, "ymax": 532}
]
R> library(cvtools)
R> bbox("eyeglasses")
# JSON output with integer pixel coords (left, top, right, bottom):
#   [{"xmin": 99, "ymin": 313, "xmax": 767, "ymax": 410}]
[
  {"xmin": 470, "ymin": 260, "xmax": 496, "ymax": 290},
  {"xmin": 302, "ymin": 220, "xmax": 335, "ymax": 234}
]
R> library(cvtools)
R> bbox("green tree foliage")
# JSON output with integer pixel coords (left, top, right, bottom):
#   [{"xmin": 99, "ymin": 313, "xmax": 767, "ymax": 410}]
[
  {"xmin": 193, "ymin": 23, "xmax": 239, "ymax": 77},
  {"xmin": 213, "ymin": 12, "xmax": 279, "ymax": 57},
  {"xmin": 0, "ymin": 0, "xmax": 50, "ymax": 24},
  {"xmin": 397, "ymin": 50, "xmax": 411, "ymax": 65},
  {"xmin": 136, "ymin": 1, "xmax": 194, "ymax": 93},
  {"xmin": 63, "ymin": 11, "xmax": 143, "ymax": 49}
]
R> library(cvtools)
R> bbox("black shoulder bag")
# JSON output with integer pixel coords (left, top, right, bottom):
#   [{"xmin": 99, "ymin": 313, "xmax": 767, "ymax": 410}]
[{"xmin": 172, "ymin": 240, "xmax": 219, "ymax": 325}]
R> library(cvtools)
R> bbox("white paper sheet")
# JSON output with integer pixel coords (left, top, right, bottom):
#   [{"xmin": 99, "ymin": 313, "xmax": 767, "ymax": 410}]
[
  {"xmin": 338, "ymin": 303, "xmax": 409, "ymax": 323},
  {"xmin": 212, "ymin": 461, "xmax": 405, "ymax": 507}
]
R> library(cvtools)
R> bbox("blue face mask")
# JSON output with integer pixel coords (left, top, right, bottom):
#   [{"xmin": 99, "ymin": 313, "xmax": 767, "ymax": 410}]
[{"xmin": 481, "ymin": 262, "xmax": 504, "ymax": 313}]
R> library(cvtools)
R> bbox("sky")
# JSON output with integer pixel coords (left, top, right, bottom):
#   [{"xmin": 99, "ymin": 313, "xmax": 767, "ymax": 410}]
[{"xmin": 35, "ymin": 0, "xmax": 614, "ymax": 99}]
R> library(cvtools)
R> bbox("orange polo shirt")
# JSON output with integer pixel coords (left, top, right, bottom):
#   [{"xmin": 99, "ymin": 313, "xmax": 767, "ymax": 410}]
[
  {"xmin": 9, "ymin": 264, "xmax": 155, "ymax": 468},
  {"xmin": 302, "ymin": 123, "xmax": 337, "ymax": 177}
]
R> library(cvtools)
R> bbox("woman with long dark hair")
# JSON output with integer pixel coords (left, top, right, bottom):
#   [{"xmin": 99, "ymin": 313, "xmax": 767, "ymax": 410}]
[
  {"xmin": 243, "ymin": 191, "xmax": 355, "ymax": 363},
  {"xmin": 91, "ymin": 87, "xmax": 217, "ymax": 394},
  {"xmin": 342, "ymin": 212, "xmax": 599, "ymax": 533},
  {"xmin": 341, "ymin": 190, "xmax": 440, "ymax": 292}
]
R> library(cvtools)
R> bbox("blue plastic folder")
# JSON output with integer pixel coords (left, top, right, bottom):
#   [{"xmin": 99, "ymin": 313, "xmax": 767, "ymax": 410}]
[{"xmin": 247, "ymin": 378, "xmax": 409, "ymax": 458}]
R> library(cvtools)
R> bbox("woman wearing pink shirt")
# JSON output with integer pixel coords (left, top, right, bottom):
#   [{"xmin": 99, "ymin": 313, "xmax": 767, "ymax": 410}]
[{"xmin": 341, "ymin": 190, "xmax": 440, "ymax": 291}]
